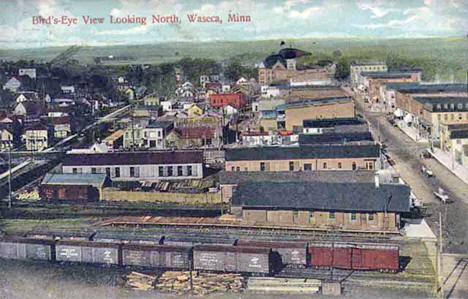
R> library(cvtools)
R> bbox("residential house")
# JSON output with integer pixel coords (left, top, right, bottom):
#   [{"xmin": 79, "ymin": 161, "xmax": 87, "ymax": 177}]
[
  {"xmin": 166, "ymin": 126, "xmax": 218, "ymax": 149},
  {"xmin": 49, "ymin": 116, "xmax": 71, "ymax": 139},
  {"xmin": 123, "ymin": 124, "xmax": 145, "ymax": 148},
  {"xmin": 18, "ymin": 68, "xmax": 36, "ymax": 79},
  {"xmin": 225, "ymin": 144, "xmax": 380, "ymax": 172},
  {"xmin": 102, "ymin": 130, "xmax": 124, "ymax": 150},
  {"xmin": 186, "ymin": 104, "xmax": 204, "ymax": 117},
  {"xmin": 161, "ymin": 99, "xmax": 176, "ymax": 112},
  {"xmin": 200, "ymin": 75, "xmax": 210, "ymax": 87},
  {"xmin": 3, "ymin": 77, "xmax": 21, "ymax": 92},
  {"xmin": 223, "ymin": 105, "xmax": 238, "ymax": 116},
  {"xmin": 14, "ymin": 101, "xmax": 45, "ymax": 122},
  {"xmin": 143, "ymin": 94, "xmax": 160, "ymax": 107},
  {"xmin": 24, "ymin": 124, "xmax": 52, "ymax": 151},
  {"xmin": 222, "ymin": 83, "xmax": 231, "ymax": 93},
  {"xmin": 62, "ymin": 150, "xmax": 204, "ymax": 181},
  {"xmin": 0, "ymin": 127, "xmax": 13, "ymax": 150}
]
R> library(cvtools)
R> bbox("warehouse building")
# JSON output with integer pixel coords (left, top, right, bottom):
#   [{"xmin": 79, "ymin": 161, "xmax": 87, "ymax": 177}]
[
  {"xmin": 39, "ymin": 173, "xmax": 110, "ymax": 201},
  {"xmin": 62, "ymin": 150, "xmax": 204, "ymax": 181},
  {"xmin": 225, "ymin": 144, "xmax": 380, "ymax": 172},
  {"xmin": 231, "ymin": 180, "xmax": 410, "ymax": 232}
]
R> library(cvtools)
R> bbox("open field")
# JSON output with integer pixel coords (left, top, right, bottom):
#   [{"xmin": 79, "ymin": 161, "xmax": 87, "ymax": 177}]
[{"xmin": 1, "ymin": 37, "xmax": 467, "ymax": 81}]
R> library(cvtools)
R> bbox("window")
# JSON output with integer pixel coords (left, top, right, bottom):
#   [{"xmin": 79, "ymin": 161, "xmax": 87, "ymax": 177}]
[
  {"xmin": 177, "ymin": 166, "xmax": 183, "ymax": 176},
  {"xmin": 236, "ymin": 167, "xmax": 240, "ymax": 172},
  {"xmin": 329, "ymin": 211, "xmax": 336, "ymax": 219},
  {"xmin": 309, "ymin": 212, "xmax": 314, "ymax": 223},
  {"xmin": 231, "ymin": 166, "xmax": 235, "ymax": 171},
  {"xmin": 115, "ymin": 167, "xmax": 120, "ymax": 177},
  {"xmin": 289, "ymin": 161, "xmax": 294, "ymax": 171},
  {"xmin": 130, "ymin": 167, "xmax": 135, "ymax": 177},
  {"xmin": 351, "ymin": 213, "xmax": 357, "ymax": 221},
  {"xmin": 106, "ymin": 167, "xmax": 111, "ymax": 177},
  {"xmin": 368, "ymin": 213, "xmax": 375, "ymax": 221},
  {"xmin": 260, "ymin": 162, "xmax": 266, "ymax": 171},
  {"xmin": 444, "ymin": 114, "xmax": 448, "ymax": 121},
  {"xmin": 304, "ymin": 163, "xmax": 312, "ymax": 171},
  {"xmin": 167, "ymin": 166, "xmax": 173, "ymax": 176},
  {"xmin": 159, "ymin": 166, "xmax": 164, "ymax": 177},
  {"xmin": 338, "ymin": 162, "xmax": 342, "ymax": 169},
  {"xmin": 438, "ymin": 114, "xmax": 441, "ymax": 121},
  {"xmin": 91, "ymin": 168, "xmax": 97, "ymax": 174},
  {"xmin": 187, "ymin": 166, "xmax": 192, "ymax": 176},
  {"xmin": 293, "ymin": 210, "xmax": 298, "ymax": 217},
  {"xmin": 352, "ymin": 162, "xmax": 357, "ymax": 170},
  {"xmin": 244, "ymin": 167, "xmax": 248, "ymax": 171},
  {"xmin": 323, "ymin": 162, "xmax": 327, "ymax": 169},
  {"xmin": 72, "ymin": 168, "xmax": 78, "ymax": 174}
]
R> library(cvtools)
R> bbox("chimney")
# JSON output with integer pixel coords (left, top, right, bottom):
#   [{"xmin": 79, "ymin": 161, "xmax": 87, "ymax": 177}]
[{"xmin": 374, "ymin": 174, "xmax": 380, "ymax": 188}]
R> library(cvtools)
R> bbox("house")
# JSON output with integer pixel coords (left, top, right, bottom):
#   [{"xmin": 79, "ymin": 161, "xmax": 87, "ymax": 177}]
[
  {"xmin": 62, "ymin": 150, "xmax": 204, "ymax": 181},
  {"xmin": 18, "ymin": 68, "xmax": 36, "ymax": 79},
  {"xmin": 0, "ymin": 127, "xmax": 13, "ymax": 151},
  {"xmin": 102, "ymin": 130, "xmax": 124, "ymax": 150},
  {"xmin": 123, "ymin": 124, "xmax": 145, "ymax": 148},
  {"xmin": 223, "ymin": 105, "xmax": 238, "ymax": 116},
  {"xmin": 161, "ymin": 99, "xmax": 176, "ymax": 112},
  {"xmin": 200, "ymin": 75, "xmax": 210, "ymax": 87},
  {"xmin": 350, "ymin": 61, "xmax": 387, "ymax": 87},
  {"xmin": 439, "ymin": 122, "xmax": 468, "ymax": 162},
  {"xmin": 210, "ymin": 92, "xmax": 248, "ymax": 109},
  {"xmin": 222, "ymin": 84, "xmax": 231, "ymax": 93},
  {"xmin": 236, "ymin": 77, "xmax": 248, "ymax": 85},
  {"xmin": 24, "ymin": 124, "xmax": 52, "ymax": 151},
  {"xmin": 225, "ymin": 144, "xmax": 380, "ymax": 172},
  {"xmin": 186, "ymin": 104, "xmax": 204, "ymax": 117},
  {"xmin": 241, "ymin": 131, "xmax": 275, "ymax": 146},
  {"xmin": 284, "ymin": 97, "xmax": 355, "ymax": 131},
  {"xmin": 49, "ymin": 116, "xmax": 71, "ymax": 139},
  {"xmin": 205, "ymin": 82, "xmax": 222, "ymax": 92},
  {"xmin": 143, "ymin": 95, "xmax": 160, "ymax": 107},
  {"xmin": 39, "ymin": 173, "xmax": 110, "ymax": 201},
  {"xmin": 231, "ymin": 180, "xmax": 410, "ymax": 232},
  {"xmin": 143, "ymin": 120, "xmax": 174, "ymax": 149},
  {"xmin": 166, "ymin": 126, "xmax": 217, "ymax": 149},
  {"xmin": 3, "ymin": 77, "xmax": 21, "ymax": 92}
]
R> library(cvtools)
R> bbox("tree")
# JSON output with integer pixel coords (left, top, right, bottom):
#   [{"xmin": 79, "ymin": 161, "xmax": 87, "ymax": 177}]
[{"xmin": 332, "ymin": 50, "xmax": 342, "ymax": 60}]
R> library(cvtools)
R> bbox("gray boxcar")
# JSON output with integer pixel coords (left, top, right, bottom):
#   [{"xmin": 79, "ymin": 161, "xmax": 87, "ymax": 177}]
[
  {"xmin": 121, "ymin": 244, "xmax": 191, "ymax": 269},
  {"xmin": 92, "ymin": 232, "xmax": 163, "ymax": 245},
  {"xmin": 235, "ymin": 240, "xmax": 307, "ymax": 267},
  {"xmin": 193, "ymin": 245, "xmax": 271, "ymax": 274},
  {"xmin": 55, "ymin": 240, "xmax": 120, "ymax": 265},
  {"xmin": 0, "ymin": 238, "xmax": 54, "ymax": 261}
]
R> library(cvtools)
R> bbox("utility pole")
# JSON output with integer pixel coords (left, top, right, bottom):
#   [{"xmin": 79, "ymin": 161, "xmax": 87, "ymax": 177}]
[
  {"xmin": 8, "ymin": 146, "xmax": 12, "ymax": 209},
  {"xmin": 437, "ymin": 211, "xmax": 444, "ymax": 298}
]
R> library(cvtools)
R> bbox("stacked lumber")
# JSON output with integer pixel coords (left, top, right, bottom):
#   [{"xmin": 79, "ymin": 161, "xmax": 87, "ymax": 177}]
[
  {"xmin": 125, "ymin": 271, "xmax": 156, "ymax": 291},
  {"xmin": 155, "ymin": 271, "xmax": 244, "ymax": 296},
  {"xmin": 248, "ymin": 277, "xmax": 321, "ymax": 294}
]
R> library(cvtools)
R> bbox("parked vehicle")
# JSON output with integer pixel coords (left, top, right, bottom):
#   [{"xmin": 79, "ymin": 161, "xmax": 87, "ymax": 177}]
[
  {"xmin": 421, "ymin": 166, "xmax": 434, "ymax": 177},
  {"xmin": 434, "ymin": 187, "xmax": 449, "ymax": 203}
]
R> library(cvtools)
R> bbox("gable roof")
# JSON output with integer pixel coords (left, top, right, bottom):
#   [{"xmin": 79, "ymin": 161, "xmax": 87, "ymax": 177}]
[
  {"xmin": 173, "ymin": 127, "xmax": 215, "ymax": 139},
  {"xmin": 232, "ymin": 181, "xmax": 410, "ymax": 213},
  {"xmin": 225, "ymin": 144, "xmax": 380, "ymax": 161},
  {"xmin": 41, "ymin": 173, "xmax": 108, "ymax": 188}
]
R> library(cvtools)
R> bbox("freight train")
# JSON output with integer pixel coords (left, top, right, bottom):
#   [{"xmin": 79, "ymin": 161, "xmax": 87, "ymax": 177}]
[{"xmin": 0, "ymin": 237, "xmax": 400, "ymax": 275}]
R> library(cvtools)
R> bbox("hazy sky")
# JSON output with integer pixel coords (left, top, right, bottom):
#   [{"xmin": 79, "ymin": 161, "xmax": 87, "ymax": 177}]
[{"xmin": 1, "ymin": 0, "xmax": 467, "ymax": 48}]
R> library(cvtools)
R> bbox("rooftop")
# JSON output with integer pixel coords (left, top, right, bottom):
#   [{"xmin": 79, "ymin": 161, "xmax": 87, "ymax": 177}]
[
  {"xmin": 351, "ymin": 61, "xmax": 387, "ymax": 66},
  {"xmin": 146, "ymin": 120, "xmax": 174, "ymax": 129},
  {"xmin": 450, "ymin": 130, "xmax": 468, "ymax": 139},
  {"xmin": 298, "ymin": 132, "xmax": 373, "ymax": 145},
  {"xmin": 284, "ymin": 97, "xmax": 352, "ymax": 109},
  {"xmin": 232, "ymin": 181, "xmax": 410, "ymax": 213},
  {"xmin": 225, "ymin": 144, "xmax": 380, "ymax": 161},
  {"xmin": 414, "ymin": 97, "xmax": 468, "ymax": 112},
  {"xmin": 360, "ymin": 71, "xmax": 412, "ymax": 79},
  {"xmin": 41, "ymin": 173, "xmax": 108, "ymax": 188},
  {"xmin": 303, "ymin": 117, "xmax": 365, "ymax": 128},
  {"xmin": 63, "ymin": 150, "xmax": 204, "ymax": 166},
  {"xmin": 395, "ymin": 84, "xmax": 468, "ymax": 94}
]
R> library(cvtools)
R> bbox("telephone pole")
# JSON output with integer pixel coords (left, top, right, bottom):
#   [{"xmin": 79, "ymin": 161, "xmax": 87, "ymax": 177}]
[{"xmin": 8, "ymin": 146, "xmax": 12, "ymax": 209}]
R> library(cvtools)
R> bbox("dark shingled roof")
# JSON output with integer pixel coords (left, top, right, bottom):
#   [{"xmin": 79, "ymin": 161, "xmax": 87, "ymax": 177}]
[
  {"xmin": 395, "ymin": 84, "xmax": 468, "ymax": 93},
  {"xmin": 298, "ymin": 132, "xmax": 373, "ymax": 145},
  {"xmin": 360, "ymin": 72, "xmax": 412, "ymax": 79},
  {"xmin": 450, "ymin": 130, "xmax": 468, "ymax": 139},
  {"xmin": 278, "ymin": 48, "xmax": 311, "ymax": 59},
  {"xmin": 303, "ymin": 117, "xmax": 365, "ymax": 128},
  {"xmin": 225, "ymin": 144, "xmax": 380, "ymax": 161},
  {"xmin": 232, "ymin": 182, "xmax": 410, "ymax": 213},
  {"xmin": 264, "ymin": 54, "xmax": 286, "ymax": 68},
  {"xmin": 63, "ymin": 151, "xmax": 203, "ymax": 166},
  {"xmin": 415, "ymin": 97, "xmax": 468, "ymax": 112}
]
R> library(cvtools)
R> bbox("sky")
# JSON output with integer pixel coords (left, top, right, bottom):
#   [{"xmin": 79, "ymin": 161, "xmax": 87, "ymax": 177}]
[{"xmin": 0, "ymin": 0, "xmax": 467, "ymax": 48}]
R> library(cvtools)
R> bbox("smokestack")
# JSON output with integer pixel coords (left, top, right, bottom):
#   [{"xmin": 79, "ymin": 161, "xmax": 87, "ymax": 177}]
[{"xmin": 374, "ymin": 174, "xmax": 380, "ymax": 188}]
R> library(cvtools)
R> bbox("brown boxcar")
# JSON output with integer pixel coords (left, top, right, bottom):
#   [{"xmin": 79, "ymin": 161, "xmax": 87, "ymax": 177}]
[
  {"xmin": 39, "ymin": 185, "xmax": 99, "ymax": 201},
  {"xmin": 56, "ymin": 240, "xmax": 121, "ymax": 265},
  {"xmin": 351, "ymin": 244, "xmax": 399, "ymax": 271},
  {"xmin": 121, "ymin": 244, "xmax": 191, "ymax": 269},
  {"xmin": 235, "ymin": 239, "xmax": 307, "ymax": 267},
  {"xmin": 309, "ymin": 242, "xmax": 354, "ymax": 269},
  {"xmin": 0, "ymin": 237, "xmax": 54, "ymax": 261},
  {"xmin": 193, "ymin": 245, "xmax": 271, "ymax": 274}
]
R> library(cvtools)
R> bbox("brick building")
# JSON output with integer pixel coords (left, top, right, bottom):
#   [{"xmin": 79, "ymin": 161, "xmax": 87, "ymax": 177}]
[
  {"xmin": 209, "ymin": 92, "xmax": 248, "ymax": 109},
  {"xmin": 225, "ymin": 144, "xmax": 380, "ymax": 172},
  {"xmin": 350, "ymin": 61, "xmax": 387, "ymax": 87}
]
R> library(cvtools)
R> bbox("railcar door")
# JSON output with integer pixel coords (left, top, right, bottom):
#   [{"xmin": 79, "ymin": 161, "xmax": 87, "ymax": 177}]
[
  {"xmin": 352, "ymin": 247, "xmax": 362, "ymax": 270},
  {"xmin": 225, "ymin": 252, "xmax": 237, "ymax": 272}
]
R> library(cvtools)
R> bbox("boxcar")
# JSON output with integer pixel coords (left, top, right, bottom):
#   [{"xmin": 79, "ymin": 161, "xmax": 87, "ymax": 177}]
[
  {"xmin": 121, "ymin": 244, "xmax": 191, "ymax": 269},
  {"xmin": 235, "ymin": 239, "xmax": 307, "ymax": 267},
  {"xmin": 92, "ymin": 232, "xmax": 164, "ymax": 245},
  {"xmin": 309, "ymin": 242, "xmax": 354, "ymax": 269},
  {"xmin": 193, "ymin": 245, "xmax": 271, "ymax": 274},
  {"xmin": 351, "ymin": 243, "xmax": 399, "ymax": 271},
  {"xmin": 55, "ymin": 240, "xmax": 121, "ymax": 265},
  {"xmin": 0, "ymin": 237, "xmax": 54, "ymax": 261}
]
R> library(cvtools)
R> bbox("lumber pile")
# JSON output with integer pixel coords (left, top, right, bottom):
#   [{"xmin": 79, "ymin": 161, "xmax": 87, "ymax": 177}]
[
  {"xmin": 155, "ymin": 271, "xmax": 244, "ymax": 296},
  {"xmin": 125, "ymin": 271, "xmax": 156, "ymax": 291}
]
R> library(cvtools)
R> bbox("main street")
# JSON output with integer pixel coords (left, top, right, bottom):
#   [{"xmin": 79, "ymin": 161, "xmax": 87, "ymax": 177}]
[{"xmin": 346, "ymin": 87, "xmax": 468, "ymax": 254}]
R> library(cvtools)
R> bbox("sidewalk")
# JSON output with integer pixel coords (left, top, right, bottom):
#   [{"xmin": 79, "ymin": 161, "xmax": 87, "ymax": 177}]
[
  {"xmin": 396, "ymin": 120, "xmax": 429, "ymax": 143},
  {"xmin": 429, "ymin": 148, "xmax": 468, "ymax": 185}
]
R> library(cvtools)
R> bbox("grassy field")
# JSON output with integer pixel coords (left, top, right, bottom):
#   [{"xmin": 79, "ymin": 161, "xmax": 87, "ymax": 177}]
[{"xmin": 1, "ymin": 37, "xmax": 467, "ymax": 81}]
